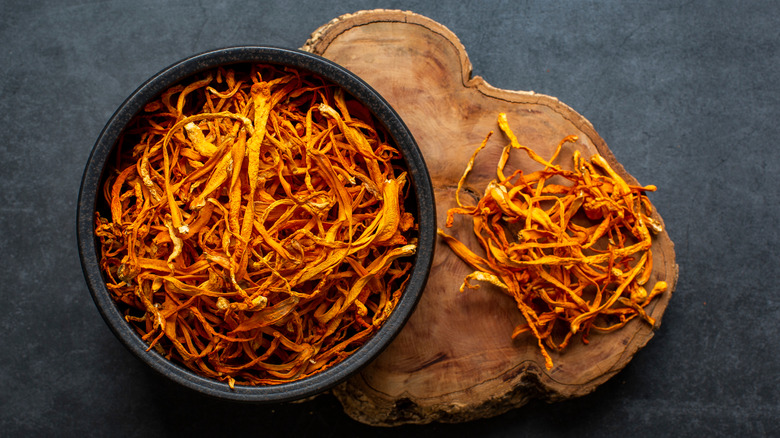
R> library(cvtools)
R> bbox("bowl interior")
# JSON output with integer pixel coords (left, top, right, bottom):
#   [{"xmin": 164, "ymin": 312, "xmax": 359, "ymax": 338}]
[{"xmin": 77, "ymin": 46, "xmax": 435, "ymax": 402}]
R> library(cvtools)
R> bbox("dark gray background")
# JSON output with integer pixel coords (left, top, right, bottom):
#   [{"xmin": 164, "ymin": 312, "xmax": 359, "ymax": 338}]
[{"xmin": 2, "ymin": 1, "xmax": 777, "ymax": 436}]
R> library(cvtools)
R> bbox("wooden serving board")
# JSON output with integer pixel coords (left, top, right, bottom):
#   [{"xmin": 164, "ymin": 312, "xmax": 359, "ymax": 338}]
[{"xmin": 302, "ymin": 10, "xmax": 678, "ymax": 426}]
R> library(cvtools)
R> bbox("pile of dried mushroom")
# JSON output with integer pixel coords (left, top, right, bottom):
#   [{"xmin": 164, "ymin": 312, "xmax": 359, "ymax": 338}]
[
  {"xmin": 95, "ymin": 64, "xmax": 417, "ymax": 387},
  {"xmin": 439, "ymin": 113, "xmax": 667, "ymax": 370}
]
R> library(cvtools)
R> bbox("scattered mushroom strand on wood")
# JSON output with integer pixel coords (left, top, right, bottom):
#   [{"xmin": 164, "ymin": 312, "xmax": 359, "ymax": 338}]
[{"xmin": 439, "ymin": 112, "xmax": 667, "ymax": 371}]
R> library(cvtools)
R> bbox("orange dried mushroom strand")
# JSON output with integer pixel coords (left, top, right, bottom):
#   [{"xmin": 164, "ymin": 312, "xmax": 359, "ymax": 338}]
[
  {"xmin": 94, "ymin": 64, "xmax": 417, "ymax": 387},
  {"xmin": 439, "ymin": 113, "xmax": 667, "ymax": 370}
]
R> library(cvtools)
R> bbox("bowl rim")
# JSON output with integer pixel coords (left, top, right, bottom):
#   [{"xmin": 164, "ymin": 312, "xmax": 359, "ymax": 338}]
[{"xmin": 77, "ymin": 46, "xmax": 435, "ymax": 402}]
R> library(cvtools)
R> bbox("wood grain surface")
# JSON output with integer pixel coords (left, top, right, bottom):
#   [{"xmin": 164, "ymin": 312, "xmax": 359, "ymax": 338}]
[{"xmin": 302, "ymin": 9, "xmax": 678, "ymax": 426}]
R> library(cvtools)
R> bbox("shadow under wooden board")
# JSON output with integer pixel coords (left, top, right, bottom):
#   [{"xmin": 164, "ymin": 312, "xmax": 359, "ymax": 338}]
[{"xmin": 302, "ymin": 9, "xmax": 678, "ymax": 426}]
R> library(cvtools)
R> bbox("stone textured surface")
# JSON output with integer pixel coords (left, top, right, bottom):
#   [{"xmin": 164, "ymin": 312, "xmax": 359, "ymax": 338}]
[{"xmin": 1, "ymin": 1, "xmax": 777, "ymax": 436}]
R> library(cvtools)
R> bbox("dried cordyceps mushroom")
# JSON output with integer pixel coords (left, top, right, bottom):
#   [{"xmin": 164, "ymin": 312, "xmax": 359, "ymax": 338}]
[
  {"xmin": 439, "ymin": 113, "xmax": 666, "ymax": 370},
  {"xmin": 95, "ymin": 64, "xmax": 417, "ymax": 387}
]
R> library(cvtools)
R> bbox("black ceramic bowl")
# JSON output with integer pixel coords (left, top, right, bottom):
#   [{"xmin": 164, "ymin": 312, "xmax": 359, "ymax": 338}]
[{"xmin": 77, "ymin": 46, "xmax": 435, "ymax": 402}]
